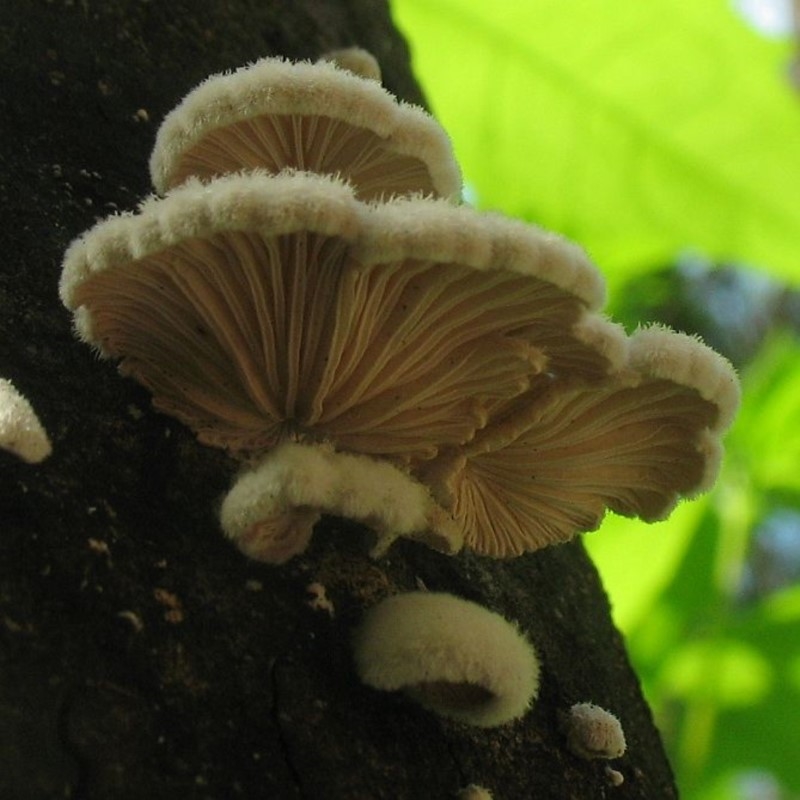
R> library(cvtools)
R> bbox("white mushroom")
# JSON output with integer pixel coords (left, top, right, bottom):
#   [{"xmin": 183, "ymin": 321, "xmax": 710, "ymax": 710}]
[{"xmin": 0, "ymin": 378, "xmax": 51, "ymax": 463}]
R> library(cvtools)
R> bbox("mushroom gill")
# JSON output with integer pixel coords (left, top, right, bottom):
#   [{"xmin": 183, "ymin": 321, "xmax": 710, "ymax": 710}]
[
  {"xmin": 149, "ymin": 55, "xmax": 461, "ymax": 201},
  {"xmin": 61, "ymin": 171, "xmax": 569, "ymax": 462},
  {"xmin": 418, "ymin": 328, "xmax": 740, "ymax": 558}
]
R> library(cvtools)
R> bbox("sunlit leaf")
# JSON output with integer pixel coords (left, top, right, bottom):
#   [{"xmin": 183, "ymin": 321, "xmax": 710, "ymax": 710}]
[
  {"xmin": 660, "ymin": 638, "xmax": 773, "ymax": 707},
  {"xmin": 585, "ymin": 499, "xmax": 706, "ymax": 631},
  {"xmin": 727, "ymin": 334, "xmax": 800, "ymax": 492},
  {"xmin": 392, "ymin": 0, "xmax": 800, "ymax": 289}
]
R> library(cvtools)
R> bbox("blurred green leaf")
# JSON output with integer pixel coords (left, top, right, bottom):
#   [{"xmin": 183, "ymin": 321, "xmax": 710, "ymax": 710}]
[
  {"xmin": 585, "ymin": 500, "xmax": 706, "ymax": 631},
  {"xmin": 727, "ymin": 334, "xmax": 800, "ymax": 493},
  {"xmin": 392, "ymin": 0, "xmax": 800, "ymax": 289},
  {"xmin": 660, "ymin": 638, "xmax": 773, "ymax": 707}
]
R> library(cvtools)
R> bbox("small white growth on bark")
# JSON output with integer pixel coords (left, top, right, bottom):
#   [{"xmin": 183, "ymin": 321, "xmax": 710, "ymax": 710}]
[
  {"xmin": 0, "ymin": 378, "xmax": 51, "ymax": 463},
  {"xmin": 562, "ymin": 702, "xmax": 627, "ymax": 760}
]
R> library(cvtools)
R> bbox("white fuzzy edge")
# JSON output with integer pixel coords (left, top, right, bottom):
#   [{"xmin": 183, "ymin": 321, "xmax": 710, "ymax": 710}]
[
  {"xmin": 0, "ymin": 378, "xmax": 52, "ymax": 463},
  {"xmin": 353, "ymin": 199, "xmax": 606, "ymax": 309},
  {"xmin": 59, "ymin": 170, "xmax": 360, "ymax": 312},
  {"xmin": 629, "ymin": 325, "xmax": 741, "ymax": 432},
  {"xmin": 564, "ymin": 702, "xmax": 627, "ymax": 760},
  {"xmin": 219, "ymin": 442, "xmax": 442, "ymax": 550},
  {"xmin": 352, "ymin": 591, "xmax": 541, "ymax": 727},
  {"xmin": 149, "ymin": 56, "xmax": 461, "ymax": 199}
]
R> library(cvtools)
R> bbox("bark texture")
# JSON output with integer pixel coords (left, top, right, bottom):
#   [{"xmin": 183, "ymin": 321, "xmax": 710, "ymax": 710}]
[{"xmin": 0, "ymin": 2, "xmax": 678, "ymax": 798}]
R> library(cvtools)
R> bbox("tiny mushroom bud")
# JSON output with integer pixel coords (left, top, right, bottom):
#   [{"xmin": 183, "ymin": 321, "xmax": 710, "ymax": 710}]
[
  {"xmin": 457, "ymin": 785, "xmax": 494, "ymax": 800},
  {"xmin": 318, "ymin": 47, "xmax": 382, "ymax": 82},
  {"xmin": 0, "ymin": 378, "xmax": 52, "ymax": 463},
  {"xmin": 148, "ymin": 54, "xmax": 461, "ymax": 200},
  {"xmin": 352, "ymin": 591, "xmax": 541, "ymax": 728},
  {"xmin": 561, "ymin": 702, "xmax": 627, "ymax": 760}
]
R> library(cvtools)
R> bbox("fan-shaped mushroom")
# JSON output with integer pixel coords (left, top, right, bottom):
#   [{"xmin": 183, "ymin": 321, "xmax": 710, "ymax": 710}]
[
  {"xmin": 352, "ymin": 591, "xmax": 541, "ymax": 727},
  {"xmin": 149, "ymin": 55, "xmax": 461, "ymax": 201},
  {"xmin": 417, "ymin": 327, "xmax": 740, "ymax": 557},
  {"xmin": 220, "ymin": 441, "xmax": 461, "ymax": 564},
  {"xmin": 61, "ymin": 170, "xmax": 616, "ymax": 464}
]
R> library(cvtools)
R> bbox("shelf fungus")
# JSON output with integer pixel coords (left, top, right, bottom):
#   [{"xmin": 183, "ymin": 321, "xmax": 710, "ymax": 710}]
[
  {"xmin": 60, "ymin": 51, "xmax": 739, "ymax": 565},
  {"xmin": 416, "ymin": 326, "xmax": 740, "ymax": 557},
  {"xmin": 220, "ymin": 442, "xmax": 461, "ymax": 564},
  {"xmin": 0, "ymin": 378, "xmax": 52, "ymax": 463},
  {"xmin": 353, "ymin": 591, "xmax": 541, "ymax": 727},
  {"xmin": 60, "ymin": 170, "xmax": 612, "ymax": 463},
  {"xmin": 149, "ymin": 54, "xmax": 461, "ymax": 201}
]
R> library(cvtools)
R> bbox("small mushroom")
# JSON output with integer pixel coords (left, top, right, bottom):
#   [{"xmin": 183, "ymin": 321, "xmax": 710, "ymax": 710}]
[
  {"xmin": 561, "ymin": 702, "xmax": 627, "ymax": 760},
  {"xmin": 317, "ymin": 47, "xmax": 382, "ymax": 82},
  {"xmin": 457, "ymin": 786, "xmax": 494, "ymax": 800},
  {"xmin": 148, "ymin": 54, "xmax": 461, "ymax": 201},
  {"xmin": 417, "ymin": 326, "xmax": 740, "ymax": 557},
  {"xmin": 352, "ymin": 591, "xmax": 541, "ymax": 727},
  {"xmin": 219, "ymin": 442, "xmax": 461, "ymax": 564},
  {"xmin": 0, "ymin": 378, "xmax": 51, "ymax": 463}
]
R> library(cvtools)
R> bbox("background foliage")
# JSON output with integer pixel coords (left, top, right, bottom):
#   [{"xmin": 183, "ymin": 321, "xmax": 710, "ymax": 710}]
[{"xmin": 392, "ymin": 1, "xmax": 800, "ymax": 797}]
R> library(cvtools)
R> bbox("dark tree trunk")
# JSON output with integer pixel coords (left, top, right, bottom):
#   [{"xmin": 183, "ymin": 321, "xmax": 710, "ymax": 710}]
[{"xmin": 0, "ymin": 2, "xmax": 678, "ymax": 798}]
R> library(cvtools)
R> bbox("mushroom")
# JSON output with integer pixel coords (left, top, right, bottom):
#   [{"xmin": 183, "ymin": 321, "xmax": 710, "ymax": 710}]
[
  {"xmin": 457, "ymin": 786, "xmax": 494, "ymax": 800},
  {"xmin": 219, "ymin": 441, "xmax": 462, "ymax": 564},
  {"xmin": 317, "ymin": 47, "xmax": 382, "ymax": 82},
  {"xmin": 61, "ymin": 170, "xmax": 616, "ymax": 465},
  {"xmin": 352, "ymin": 591, "xmax": 541, "ymax": 727},
  {"xmin": 148, "ymin": 54, "xmax": 462, "ymax": 201},
  {"xmin": 416, "ymin": 326, "xmax": 740, "ymax": 557},
  {"xmin": 560, "ymin": 702, "xmax": 627, "ymax": 760},
  {"xmin": 0, "ymin": 378, "xmax": 52, "ymax": 463}
]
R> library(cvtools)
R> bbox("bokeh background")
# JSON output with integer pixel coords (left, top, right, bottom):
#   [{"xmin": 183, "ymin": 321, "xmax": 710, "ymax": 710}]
[{"xmin": 391, "ymin": 1, "xmax": 800, "ymax": 797}]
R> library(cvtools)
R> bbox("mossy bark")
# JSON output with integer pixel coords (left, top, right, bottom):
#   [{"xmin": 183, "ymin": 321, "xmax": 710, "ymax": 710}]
[{"xmin": 0, "ymin": 2, "xmax": 678, "ymax": 798}]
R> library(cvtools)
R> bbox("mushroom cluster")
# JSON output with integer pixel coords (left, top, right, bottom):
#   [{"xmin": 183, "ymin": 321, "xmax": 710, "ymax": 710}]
[{"xmin": 60, "ymin": 52, "xmax": 740, "ymax": 564}]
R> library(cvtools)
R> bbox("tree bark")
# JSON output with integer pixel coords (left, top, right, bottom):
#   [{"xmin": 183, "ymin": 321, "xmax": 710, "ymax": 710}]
[{"xmin": 0, "ymin": 2, "xmax": 678, "ymax": 798}]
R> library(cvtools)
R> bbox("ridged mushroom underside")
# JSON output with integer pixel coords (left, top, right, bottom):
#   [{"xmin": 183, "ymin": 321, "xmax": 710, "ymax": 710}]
[
  {"xmin": 419, "ymin": 330, "xmax": 739, "ymax": 557},
  {"xmin": 149, "ymin": 56, "xmax": 461, "ymax": 200}
]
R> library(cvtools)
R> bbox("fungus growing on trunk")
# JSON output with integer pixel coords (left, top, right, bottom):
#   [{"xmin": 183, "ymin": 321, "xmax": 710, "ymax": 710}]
[
  {"xmin": 220, "ymin": 442, "xmax": 461, "ymax": 564},
  {"xmin": 149, "ymin": 55, "xmax": 461, "ymax": 201},
  {"xmin": 318, "ymin": 47, "xmax": 382, "ymax": 82},
  {"xmin": 561, "ymin": 702, "xmax": 627, "ymax": 760},
  {"xmin": 61, "ymin": 51, "xmax": 739, "ymax": 563},
  {"xmin": 352, "ymin": 591, "xmax": 541, "ymax": 727},
  {"xmin": 0, "ymin": 378, "xmax": 52, "ymax": 463},
  {"xmin": 61, "ymin": 170, "xmax": 613, "ymax": 466},
  {"xmin": 417, "ymin": 326, "xmax": 739, "ymax": 557}
]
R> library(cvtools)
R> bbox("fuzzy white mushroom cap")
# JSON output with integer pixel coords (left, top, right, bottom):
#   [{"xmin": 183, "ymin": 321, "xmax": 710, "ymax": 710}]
[
  {"xmin": 352, "ymin": 591, "xmax": 541, "ymax": 727},
  {"xmin": 318, "ymin": 48, "xmax": 382, "ymax": 82},
  {"xmin": 562, "ymin": 702, "xmax": 627, "ymax": 760},
  {"xmin": 219, "ymin": 442, "xmax": 462, "ymax": 564},
  {"xmin": 148, "ymin": 54, "xmax": 461, "ymax": 200},
  {"xmin": 0, "ymin": 379, "xmax": 52, "ymax": 463}
]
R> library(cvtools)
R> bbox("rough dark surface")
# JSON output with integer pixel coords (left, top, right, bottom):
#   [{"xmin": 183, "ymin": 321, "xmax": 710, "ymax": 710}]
[{"xmin": 0, "ymin": 2, "xmax": 678, "ymax": 798}]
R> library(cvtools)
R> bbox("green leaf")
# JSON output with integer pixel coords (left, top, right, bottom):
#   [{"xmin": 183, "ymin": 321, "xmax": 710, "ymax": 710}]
[
  {"xmin": 727, "ymin": 334, "xmax": 800, "ymax": 493},
  {"xmin": 393, "ymin": 0, "xmax": 800, "ymax": 288}
]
